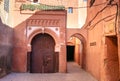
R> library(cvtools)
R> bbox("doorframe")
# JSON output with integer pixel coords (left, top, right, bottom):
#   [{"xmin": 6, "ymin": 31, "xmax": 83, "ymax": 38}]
[
  {"xmin": 26, "ymin": 27, "xmax": 67, "ymax": 73},
  {"xmin": 30, "ymin": 33, "xmax": 56, "ymax": 73},
  {"xmin": 27, "ymin": 32, "xmax": 59, "ymax": 73},
  {"xmin": 102, "ymin": 36, "xmax": 119, "ymax": 81}
]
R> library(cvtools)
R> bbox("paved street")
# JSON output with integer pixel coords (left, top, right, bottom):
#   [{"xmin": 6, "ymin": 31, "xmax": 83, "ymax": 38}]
[{"xmin": 0, "ymin": 62, "xmax": 98, "ymax": 81}]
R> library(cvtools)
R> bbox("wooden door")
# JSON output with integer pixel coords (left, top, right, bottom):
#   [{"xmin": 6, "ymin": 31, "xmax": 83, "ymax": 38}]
[
  {"xmin": 104, "ymin": 36, "xmax": 119, "ymax": 81},
  {"xmin": 33, "ymin": 0, "xmax": 38, "ymax": 3},
  {"xmin": 31, "ymin": 33, "xmax": 55, "ymax": 73}
]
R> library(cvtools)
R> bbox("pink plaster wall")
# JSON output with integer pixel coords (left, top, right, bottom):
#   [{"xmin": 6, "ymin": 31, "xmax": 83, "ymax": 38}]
[{"xmin": 84, "ymin": 0, "xmax": 119, "ymax": 80}]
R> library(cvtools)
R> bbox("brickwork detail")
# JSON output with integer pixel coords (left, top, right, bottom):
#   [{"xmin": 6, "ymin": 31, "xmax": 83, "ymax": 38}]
[{"xmin": 27, "ymin": 19, "xmax": 60, "ymax": 27}]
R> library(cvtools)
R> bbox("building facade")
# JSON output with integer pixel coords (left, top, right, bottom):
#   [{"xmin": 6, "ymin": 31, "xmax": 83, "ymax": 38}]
[
  {"xmin": 84, "ymin": 0, "xmax": 120, "ymax": 81},
  {"xmin": 1, "ymin": 0, "xmax": 120, "ymax": 81},
  {"xmin": 0, "ymin": 0, "xmax": 87, "ymax": 75}
]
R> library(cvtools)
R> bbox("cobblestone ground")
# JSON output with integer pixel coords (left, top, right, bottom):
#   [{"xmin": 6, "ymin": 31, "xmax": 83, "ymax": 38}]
[{"xmin": 0, "ymin": 62, "xmax": 98, "ymax": 81}]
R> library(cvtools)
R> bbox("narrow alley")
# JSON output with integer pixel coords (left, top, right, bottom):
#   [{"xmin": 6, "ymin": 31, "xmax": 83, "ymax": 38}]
[{"xmin": 0, "ymin": 62, "xmax": 98, "ymax": 81}]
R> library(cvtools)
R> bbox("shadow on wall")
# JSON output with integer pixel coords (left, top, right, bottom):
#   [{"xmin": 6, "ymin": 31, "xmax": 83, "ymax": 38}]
[{"xmin": 0, "ymin": 17, "xmax": 13, "ymax": 78}]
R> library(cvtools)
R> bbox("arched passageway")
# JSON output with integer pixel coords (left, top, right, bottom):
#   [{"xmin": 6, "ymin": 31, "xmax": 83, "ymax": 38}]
[
  {"xmin": 67, "ymin": 37, "xmax": 83, "ymax": 66},
  {"xmin": 67, "ymin": 33, "xmax": 86, "ymax": 69},
  {"xmin": 27, "ymin": 33, "xmax": 58, "ymax": 73}
]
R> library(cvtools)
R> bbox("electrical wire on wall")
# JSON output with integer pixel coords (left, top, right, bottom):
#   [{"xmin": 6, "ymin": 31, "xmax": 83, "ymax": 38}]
[
  {"xmin": 83, "ymin": 0, "xmax": 119, "ymax": 33},
  {"xmin": 56, "ymin": 0, "xmax": 118, "ymax": 32},
  {"xmin": 55, "ymin": 0, "xmax": 110, "ymax": 9},
  {"xmin": 21, "ymin": 0, "xmax": 119, "ymax": 32},
  {"xmin": 65, "ymin": 2, "xmax": 107, "ymax": 9}
]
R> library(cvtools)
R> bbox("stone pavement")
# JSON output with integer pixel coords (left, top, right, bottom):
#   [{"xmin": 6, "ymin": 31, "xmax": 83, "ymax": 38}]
[{"xmin": 0, "ymin": 62, "xmax": 98, "ymax": 81}]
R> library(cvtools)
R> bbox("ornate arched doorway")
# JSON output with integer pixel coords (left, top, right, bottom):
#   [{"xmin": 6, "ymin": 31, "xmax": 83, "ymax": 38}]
[{"xmin": 30, "ymin": 33, "xmax": 56, "ymax": 73}]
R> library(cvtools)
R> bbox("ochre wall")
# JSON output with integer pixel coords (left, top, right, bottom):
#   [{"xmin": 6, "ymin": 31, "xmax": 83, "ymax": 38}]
[
  {"xmin": 84, "ymin": 0, "xmax": 119, "ymax": 80},
  {"xmin": 87, "ymin": 21, "xmax": 103, "ymax": 80}
]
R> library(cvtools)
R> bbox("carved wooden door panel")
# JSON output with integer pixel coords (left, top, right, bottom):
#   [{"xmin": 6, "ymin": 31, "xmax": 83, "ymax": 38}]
[{"xmin": 31, "ymin": 33, "xmax": 55, "ymax": 73}]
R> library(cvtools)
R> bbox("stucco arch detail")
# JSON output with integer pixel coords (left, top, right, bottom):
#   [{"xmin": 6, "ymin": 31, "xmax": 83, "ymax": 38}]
[
  {"xmin": 69, "ymin": 33, "xmax": 86, "ymax": 44},
  {"xmin": 27, "ymin": 27, "xmax": 60, "ymax": 52}
]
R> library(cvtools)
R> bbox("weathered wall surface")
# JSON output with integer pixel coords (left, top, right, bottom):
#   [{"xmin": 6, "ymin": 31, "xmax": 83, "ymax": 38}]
[
  {"xmin": 0, "ymin": 18, "xmax": 13, "ymax": 77},
  {"xmin": 118, "ymin": 2, "xmax": 120, "ymax": 80},
  {"xmin": 104, "ymin": 36, "xmax": 119, "ymax": 81},
  {"xmin": 84, "ymin": 0, "xmax": 119, "ymax": 81}
]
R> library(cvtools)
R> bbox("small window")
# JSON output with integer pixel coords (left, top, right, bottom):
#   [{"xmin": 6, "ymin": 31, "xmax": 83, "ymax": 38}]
[{"xmin": 68, "ymin": 7, "xmax": 73, "ymax": 13}]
